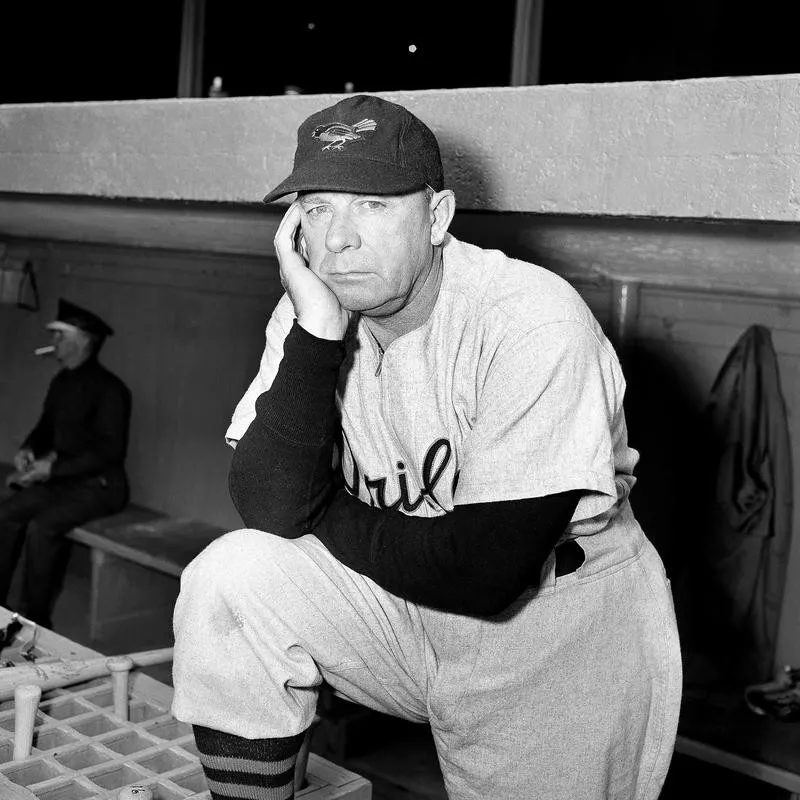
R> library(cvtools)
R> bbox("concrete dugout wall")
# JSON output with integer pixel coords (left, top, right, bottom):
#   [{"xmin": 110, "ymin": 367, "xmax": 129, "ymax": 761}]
[{"xmin": 0, "ymin": 74, "xmax": 797, "ymax": 220}]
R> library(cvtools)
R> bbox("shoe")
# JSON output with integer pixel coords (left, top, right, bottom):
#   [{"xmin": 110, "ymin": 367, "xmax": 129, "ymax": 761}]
[{"xmin": 744, "ymin": 665, "xmax": 800, "ymax": 722}]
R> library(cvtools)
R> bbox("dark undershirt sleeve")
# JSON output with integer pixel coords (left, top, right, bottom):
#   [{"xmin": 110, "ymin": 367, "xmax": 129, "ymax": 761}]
[{"xmin": 229, "ymin": 321, "xmax": 580, "ymax": 616}]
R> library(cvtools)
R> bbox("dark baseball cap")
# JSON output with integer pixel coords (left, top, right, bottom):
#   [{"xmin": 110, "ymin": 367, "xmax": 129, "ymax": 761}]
[{"xmin": 263, "ymin": 94, "xmax": 444, "ymax": 203}]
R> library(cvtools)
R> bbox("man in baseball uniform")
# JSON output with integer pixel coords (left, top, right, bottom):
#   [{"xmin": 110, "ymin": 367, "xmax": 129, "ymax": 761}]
[{"xmin": 172, "ymin": 94, "xmax": 682, "ymax": 800}]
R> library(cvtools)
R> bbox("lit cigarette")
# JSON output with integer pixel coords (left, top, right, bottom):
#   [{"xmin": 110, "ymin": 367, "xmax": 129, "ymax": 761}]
[{"xmin": 34, "ymin": 346, "xmax": 55, "ymax": 356}]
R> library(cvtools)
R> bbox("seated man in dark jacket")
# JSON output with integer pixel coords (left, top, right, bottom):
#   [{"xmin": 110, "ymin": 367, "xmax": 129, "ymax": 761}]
[{"xmin": 0, "ymin": 299, "xmax": 131, "ymax": 627}]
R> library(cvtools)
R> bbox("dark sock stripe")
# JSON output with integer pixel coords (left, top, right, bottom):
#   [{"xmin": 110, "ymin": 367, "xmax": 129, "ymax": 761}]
[
  {"xmin": 201, "ymin": 765, "xmax": 296, "ymax": 788},
  {"xmin": 193, "ymin": 725, "xmax": 305, "ymax": 760},
  {"xmin": 205, "ymin": 779, "xmax": 294, "ymax": 800},
  {"xmin": 199, "ymin": 752, "xmax": 296, "ymax": 775}
]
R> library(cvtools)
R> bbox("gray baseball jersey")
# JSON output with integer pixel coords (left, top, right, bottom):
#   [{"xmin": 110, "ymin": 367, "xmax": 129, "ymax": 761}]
[{"xmin": 227, "ymin": 233, "xmax": 639, "ymax": 541}]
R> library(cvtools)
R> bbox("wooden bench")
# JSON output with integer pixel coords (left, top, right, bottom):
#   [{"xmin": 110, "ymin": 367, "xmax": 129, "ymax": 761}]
[
  {"xmin": 65, "ymin": 504, "xmax": 225, "ymax": 639},
  {"xmin": 0, "ymin": 461, "xmax": 224, "ymax": 640}
]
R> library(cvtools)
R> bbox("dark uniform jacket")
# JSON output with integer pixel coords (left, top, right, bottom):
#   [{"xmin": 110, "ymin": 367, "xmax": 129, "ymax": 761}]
[{"xmin": 23, "ymin": 356, "xmax": 131, "ymax": 496}]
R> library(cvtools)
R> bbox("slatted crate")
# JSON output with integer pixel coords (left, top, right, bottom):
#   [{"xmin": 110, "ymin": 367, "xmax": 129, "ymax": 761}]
[{"xmin": 0, "ymin": 607, "xmax": 371, "ymax": 800}]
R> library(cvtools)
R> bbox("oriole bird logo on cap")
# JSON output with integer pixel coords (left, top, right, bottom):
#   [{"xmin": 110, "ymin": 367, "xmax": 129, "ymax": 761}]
[{"xmin": 312, "ymin": 118, "xmax": 377, "ymax": 150}]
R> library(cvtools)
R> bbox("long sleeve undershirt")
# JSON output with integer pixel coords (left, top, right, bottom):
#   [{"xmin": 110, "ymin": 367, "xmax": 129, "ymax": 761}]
[{"xmin": 230, "ymin": 321, "xmax": 580, "ymax": 616}]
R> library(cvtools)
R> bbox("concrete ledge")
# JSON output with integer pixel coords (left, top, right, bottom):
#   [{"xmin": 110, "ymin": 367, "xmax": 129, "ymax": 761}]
[
  {"xmin": 2, "ymin": 193, "xmax": 800, "ymax": 296},
  {"xmin": 0, "ymin": 76, "xmax": 798, "ymax": 220}
]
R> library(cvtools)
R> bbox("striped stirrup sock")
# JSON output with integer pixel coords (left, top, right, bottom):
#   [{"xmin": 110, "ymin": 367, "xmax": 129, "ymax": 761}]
[{"xmin": 193, "ymin": 724, "xmax": 306, "ymax": 800}]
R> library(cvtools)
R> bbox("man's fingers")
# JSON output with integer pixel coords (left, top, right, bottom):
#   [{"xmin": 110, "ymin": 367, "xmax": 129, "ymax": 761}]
[
  {"xmin": 13, "ymin": 451, "xmax": 32, "ymax": 472},
  {"xmin": 271, "ymin": 201, "xmax": 350, "ymax": 340},
  {"xmin": 274, "ymin": 203, "xmax": 304, "ymax": 266}
]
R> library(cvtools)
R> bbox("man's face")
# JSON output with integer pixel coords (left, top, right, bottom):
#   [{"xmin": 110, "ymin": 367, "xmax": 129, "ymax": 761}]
[
  {"xmin": 297, "ymin": 189, "xmax": 438, "ymax": 317},
  {"xmin": 51, "ymin": 327, "xmax": 91, "ymax": 366}
]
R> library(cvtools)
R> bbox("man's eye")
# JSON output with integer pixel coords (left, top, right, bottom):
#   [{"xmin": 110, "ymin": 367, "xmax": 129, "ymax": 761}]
[
  {"xmin": 361, "ymin": 200, "xmax": 386, "ymax": 211},
  {"xmin": 305, "ymin": 206, "xmax": 329, "ymax": 218}
]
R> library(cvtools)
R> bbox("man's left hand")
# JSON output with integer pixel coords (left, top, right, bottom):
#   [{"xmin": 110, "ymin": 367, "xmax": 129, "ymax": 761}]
[
  {"xmin": 21, "ymin": 453, "xmax": 56, "ymax": 485},
  {"xmin": 275, "ymin": 202, "xmax": 352, "ymax": 341}
]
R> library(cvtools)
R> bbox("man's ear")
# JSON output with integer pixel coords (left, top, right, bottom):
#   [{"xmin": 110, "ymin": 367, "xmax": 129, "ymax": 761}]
[{"xmin": 429, "ymin": 190, "xmax": 456, "ymax": 246}]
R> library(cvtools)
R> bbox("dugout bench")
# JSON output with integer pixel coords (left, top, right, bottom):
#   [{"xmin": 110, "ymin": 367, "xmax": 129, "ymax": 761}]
[
  {"xmin": 65, "ymin": 505, "xmax": 224, "ymax": 640},
  {"xmin": 0, "ymin": 462, "xmax": 224, "ymax": 640}
]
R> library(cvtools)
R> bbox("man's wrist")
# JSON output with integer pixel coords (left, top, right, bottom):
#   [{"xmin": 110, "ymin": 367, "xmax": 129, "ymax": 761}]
[
  {"xmin": 297, "ymin": 315, "xmax": 347, "ymax": 342},
  {"xmin": 287, "ymin": 321, "xmax": 347, "ymax": 364}
]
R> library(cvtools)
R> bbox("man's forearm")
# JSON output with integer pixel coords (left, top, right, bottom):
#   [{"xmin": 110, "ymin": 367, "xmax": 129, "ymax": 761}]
[
  {"xmin": 314, "ymin": 488, "xmax": 579, "ymax": 615},
  {"xmin": 23, "ymin": 416, "xmax": 53, "ymax": 458},
  {"xmin": 228, "ymin": 321, "xmax": 345, "ymax": 536}
]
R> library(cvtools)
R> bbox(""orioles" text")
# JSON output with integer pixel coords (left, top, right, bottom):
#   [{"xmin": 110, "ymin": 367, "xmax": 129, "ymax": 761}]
[{"xmin": 341, "ymin": 436, "xmax": 458, "ymax": 512}]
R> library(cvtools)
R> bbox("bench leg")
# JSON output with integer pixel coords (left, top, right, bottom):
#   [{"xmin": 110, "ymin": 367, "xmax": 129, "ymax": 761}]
[
  {"xmin": 88, "ymin": 549, "xmax": 107, "ymax": 641},
  {"xmin": 88, "ymin": 549, "xmax": 179, "ymax": 643}
]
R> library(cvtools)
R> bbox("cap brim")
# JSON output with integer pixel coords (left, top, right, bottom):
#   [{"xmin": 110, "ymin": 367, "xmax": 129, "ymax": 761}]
[
  {"xmin": 45, "ymin": 321, "xmax": 81, "ymax": 334},
  {"xmin": 263, "ymin": 157, "xmax": 428, "ymax": 203}
]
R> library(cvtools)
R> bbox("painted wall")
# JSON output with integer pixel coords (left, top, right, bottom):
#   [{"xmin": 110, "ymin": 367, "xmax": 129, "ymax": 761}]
[{"xmin": 0, "ymin": 75, "xmax": 798, "ymax": 220}]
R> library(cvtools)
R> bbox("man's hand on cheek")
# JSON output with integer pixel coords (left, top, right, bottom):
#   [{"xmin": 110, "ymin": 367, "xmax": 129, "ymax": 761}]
[{"xmin": 274, "ymin": 203, "xmax": 352, "ymax": 341}]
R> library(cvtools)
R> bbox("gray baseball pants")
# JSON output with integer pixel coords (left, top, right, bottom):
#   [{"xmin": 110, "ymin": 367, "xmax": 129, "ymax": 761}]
[{"xmin": 172, "ymin": 518, "xmax": 681, "ymax": 799}]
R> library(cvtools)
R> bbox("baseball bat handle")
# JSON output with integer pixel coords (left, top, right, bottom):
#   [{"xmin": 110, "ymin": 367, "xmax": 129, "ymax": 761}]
[
  {"xmin": 13, "ymin": 684, "xmax": 41, "ymax": 760},
  {"xmin": 0, "ymin": 648, "xmax": 174, "ymax": 701}
]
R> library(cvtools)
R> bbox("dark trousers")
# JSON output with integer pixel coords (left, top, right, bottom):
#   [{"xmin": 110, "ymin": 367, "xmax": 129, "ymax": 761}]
[{"xmin": 0, "ymin": 477, "xmax": 126, "ymax": 627}]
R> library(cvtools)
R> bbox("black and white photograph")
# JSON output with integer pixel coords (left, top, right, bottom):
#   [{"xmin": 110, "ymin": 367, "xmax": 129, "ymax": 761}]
[{"xmin": 0, "ymin": 1, "xmax": 798, "ymax": 798}]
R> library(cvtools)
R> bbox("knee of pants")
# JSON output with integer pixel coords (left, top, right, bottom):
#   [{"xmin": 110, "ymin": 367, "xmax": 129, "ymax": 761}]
[
  {"xmin": 0, "ymin": 499, "xmax": 34, "ymax": 528},
  {"xmin": 25, "ymin": 517, "xmax": 63, "ymax": 545},
  {"xmin": 179, "ymin": 528, "xmax": 298, "ymax": 606}
]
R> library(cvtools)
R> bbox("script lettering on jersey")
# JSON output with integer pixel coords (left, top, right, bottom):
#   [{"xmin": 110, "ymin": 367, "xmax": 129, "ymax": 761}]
[{"xmin": 341, "ymin": 434, "xmax": 458, "ymax": 512}]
